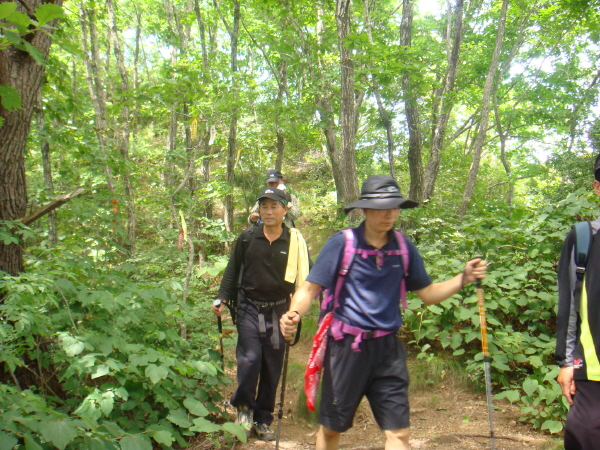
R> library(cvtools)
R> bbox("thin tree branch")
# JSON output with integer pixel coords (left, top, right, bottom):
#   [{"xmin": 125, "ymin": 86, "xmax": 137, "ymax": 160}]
[
  {"xmin": 16, "ymin": 0, "xmax": 35, "ymax": 17},
  {"xmin": 212, "ymin": 0, "xmax": 232, "ymax": 37},
  {"xmin": 240, "ymin": 16, "xmax": 281, "ymax": 88}
]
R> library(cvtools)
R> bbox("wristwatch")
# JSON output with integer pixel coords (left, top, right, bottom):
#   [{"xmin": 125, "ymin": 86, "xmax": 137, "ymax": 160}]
[{"xmin": 213, "ymin": 299, "xmax": 223, "ymax": 308}]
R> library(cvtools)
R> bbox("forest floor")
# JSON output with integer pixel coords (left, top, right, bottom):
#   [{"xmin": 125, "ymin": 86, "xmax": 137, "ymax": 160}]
[{"xmin": 190, "ymin": 338, "xmax": 563, "ymax": 450}]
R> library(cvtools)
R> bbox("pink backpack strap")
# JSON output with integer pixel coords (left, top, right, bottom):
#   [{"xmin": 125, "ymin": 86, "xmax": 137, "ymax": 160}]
[
  {"xmin": 333, "ymin": 229, "xmax": 356, "ymax": 309},
  {"xmin": 321, "ymin": 229, "xmax": 356, "ymax": 312},
  {"xmin": 394, "ymin": 230, "xmax": 409, "ymax": 310},
  {"xmin": 330, "ymin": 317, "xmax": 394, "ymax": 352}
]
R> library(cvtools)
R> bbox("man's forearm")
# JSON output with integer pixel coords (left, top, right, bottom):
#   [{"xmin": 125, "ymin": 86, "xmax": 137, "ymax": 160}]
[{"xmin": 289, "ymin": 281, "xmax": 321, "ymax": 316}]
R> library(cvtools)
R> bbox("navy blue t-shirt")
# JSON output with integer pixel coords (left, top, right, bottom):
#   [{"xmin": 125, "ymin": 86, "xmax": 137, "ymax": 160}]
[{"xmin": 306, "ymin": 222, "xmax": 432, "ymax": 331}]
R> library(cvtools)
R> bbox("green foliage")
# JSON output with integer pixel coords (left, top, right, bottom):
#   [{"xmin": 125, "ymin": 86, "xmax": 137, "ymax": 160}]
[
  {"xmin": 407, "ymin": 353, "xmax": 475, "ymax": 394},
  {"xmin": 11, "ymin": 0, "xmax": 600, "ymax": 443},
  {"xmin": 0, "ymin": 84, "xmax": 21, "ymax": 111},
  {"xmin": 402, "ymin": 189, "xmax": 600, "ymax": 433},
  {"xmin": 0, "ymin": 233, "xmax": 242, "ymax": 448},
  {"xmin": 0, "ymin": 2, "xmax": 65, "ymax": 60}
]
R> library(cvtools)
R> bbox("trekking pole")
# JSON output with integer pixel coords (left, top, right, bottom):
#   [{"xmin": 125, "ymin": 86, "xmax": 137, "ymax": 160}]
[
  {"xmin": 476, "ymin": 279, "xmax": 496, "ymax": 450},
  {"xmin": 213, "ymin": 300, "xmax": 225, "ymax": 369},
  {"xmin": 275, "ymin": 315, "xmax": 302, "ymax": 450}
]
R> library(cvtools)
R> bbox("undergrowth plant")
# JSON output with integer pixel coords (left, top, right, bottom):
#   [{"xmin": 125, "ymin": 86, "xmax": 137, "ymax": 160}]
[
  {"xmin": 400, "ymin": 189, "xmax": 599, "ymax": 434},
  {"xmin": 0, "ymin": 229, "xmax": 245, "ymax": 449}
]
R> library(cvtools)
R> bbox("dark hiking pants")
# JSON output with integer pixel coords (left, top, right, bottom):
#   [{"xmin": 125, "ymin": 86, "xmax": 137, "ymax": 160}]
[
  {"xmin": 564, "ymin": 380, "xmax": 600, "ymax": 450},
  {"xmin": 230, "ymin": 300, "xmax": 288, "ymax": 425}
]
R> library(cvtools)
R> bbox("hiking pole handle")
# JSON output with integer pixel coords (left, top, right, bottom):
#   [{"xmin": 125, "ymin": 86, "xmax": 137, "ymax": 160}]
[
  {"xmin": 291, "ymin": 319, "xmax": 302, "ymax": 347},
  {"xmin": 284, "ymin": 312, "xmax": 302, "ymax": 346},
  {"xmin": 213, "ymin": 299, "xmax": 224, "ymax": 333},
  {"xmin": 476, "ymin": 280, "xmax": 488, "ymax": 357}
]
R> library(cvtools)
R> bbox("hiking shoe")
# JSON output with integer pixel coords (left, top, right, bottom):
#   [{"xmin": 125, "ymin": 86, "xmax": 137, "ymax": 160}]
[
  {"xmin": 252, "ymin": 422, "xmax": 275, "ymax": 441},
  {"xmin": 236, "ymin": 406, "xmax": 253, "ymax": 438}
]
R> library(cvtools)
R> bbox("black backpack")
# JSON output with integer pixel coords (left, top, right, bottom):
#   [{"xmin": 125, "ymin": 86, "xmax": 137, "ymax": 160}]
[
  {"xmin": 573, "ymin": 221, "xmax": 594, "ymax": 306},
  {"xmin": 574, "ymin": 221, "xmax": 594, "ymax": 277}
]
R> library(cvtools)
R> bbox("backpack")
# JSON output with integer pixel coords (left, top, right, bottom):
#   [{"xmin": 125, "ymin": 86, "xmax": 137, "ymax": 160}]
[
  {"xmin": 320, "ymin": 228, "xmax": 411, "ymax": 318},
  {"xmin": 573, "ymin": 221, "xmax": 594, "ymax": 308},
  {"xmin": 574, "ymin": 221, "xmax": 593, "ymax": 276}
]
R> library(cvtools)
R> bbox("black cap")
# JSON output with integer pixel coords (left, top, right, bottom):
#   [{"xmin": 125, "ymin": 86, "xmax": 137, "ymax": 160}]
[
  {"xmin": 266, "ymin": 169, "xmax": 283, "ymax": 183},
  {"xmin": 257, "ymin": 188, "xmax": 288, "ymax": 206},
  {"xmin": 594, "ymin": 154, "xmax": 600, "ymax": 181},
  {"xmin": 344, "ymin": 175, "xmax": 418, "ymax": 214}
]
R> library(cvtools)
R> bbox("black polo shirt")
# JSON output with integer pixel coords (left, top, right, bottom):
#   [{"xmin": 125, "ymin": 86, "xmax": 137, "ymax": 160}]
[{"xmin": 241, "ymin": 224, "xmax": 294, "ymax": 302}]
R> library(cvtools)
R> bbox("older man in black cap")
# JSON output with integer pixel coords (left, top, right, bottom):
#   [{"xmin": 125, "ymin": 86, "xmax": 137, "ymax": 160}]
[
  {"xmin": 214, "ymin": 187, "xmax": 309, "ymax": 440},
  {"xmin": 556, "ymin": 154, "xmax": 600, "ymax": 450},
  {"xmin": 248, "ymin": 169, "xmax": 301, "ymax": 228},
  {"xmin": 280, "ymin": 175, "xmax": 487, "ymax": 450}
]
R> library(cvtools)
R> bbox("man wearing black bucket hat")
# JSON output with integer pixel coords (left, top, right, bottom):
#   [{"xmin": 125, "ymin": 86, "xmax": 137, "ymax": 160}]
[
  {"xmin": 248, "ymin": 170, "xmax": 301, "ymax": 228},
  {"xmin": 214, "ymin": 187, "xmax": 309, "ymax": 441},
  {"xmin": 556, "ymin": 154, "xmax": 600, "ymax": 450},
  {"xmin": 280, "ymin": 175, "xmax": 487, "ymax": 450}
]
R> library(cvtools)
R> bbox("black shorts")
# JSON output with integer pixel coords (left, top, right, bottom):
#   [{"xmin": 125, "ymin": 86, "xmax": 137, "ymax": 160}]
[
  {"xmin": 319, "ymin": 333, "xmax": 409, "ymax": 432},
  {"xmin": 564, "ymin": 380, "xmax": 600, "ymax": 450}
]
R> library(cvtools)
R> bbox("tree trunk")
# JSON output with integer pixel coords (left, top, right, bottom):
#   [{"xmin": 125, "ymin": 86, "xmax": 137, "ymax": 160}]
[
  {"xmin": 274, "ymin": 61, "xmax": 287, "ymax": 171},
  {"xmin": 107, "ymin": 0, "xmax": 136, "ymax": 254},
  {"xmin": 193, "ymin": 0, "xmax": 213, "ymax": 219},
  {"xmin": 424, "ymin": 0, "xmax": 464, "ymax": 200},
  {"xmin": 490, "ymin": 11, "xmax": 530, "ymax": 206},
  {"xmin": 170, "ymin": 135, "xmax": 205, "ymax": 232},
  {"xmin": 183, "ymin": 103, "xmax": 196, "ymax": 195},
  {"xmin": 0, "ymin": 0, "xmax": 64, "ymax": 275},
  {"xmin": 133, "ymin": 7, "xmax": 142, "ymax": 138},
  {"xmin": 334, "ymin": 0, "xmax": 360, "ymax": 209},
  {"xmin": 400, "ymin": 0, "xmax": 424, "ymax": 202},
  {"xmin": 363, "ymin": 0, "xmax": 396, "ymax": 178},
  {"xmin": 458, "ymin": 0, "xmax": 510, "ymax": 216},
  {"xmin": 493, "ymin": 94, "xmax": 514, "ymax": 205},
  {"xmin": 216, "ymin": 0, "xmax": 241, "ymax": 233},
  {"xmin": 282, "ymin": 0, "xmax": 359, "ymax": 211},
  {"xmin": 166, "ymin": 105, "xmax": 179, "ymax": 227},
  {"xmin": 36, "ymin": 96, "xmax": 57, "ymax": 246},
  {"xmin": 79, "ymin": 2, "xmax": 114, "ymax": 191}
]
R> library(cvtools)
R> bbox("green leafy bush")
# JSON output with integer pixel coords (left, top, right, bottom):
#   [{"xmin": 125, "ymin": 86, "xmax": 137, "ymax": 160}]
[
  {"xmin": 401, "ymin": 189, "xmax": 599, "ymax": 434},
  {"xmin": 0, "ymin": 240, "xmax": 244, "ymax": 449}
]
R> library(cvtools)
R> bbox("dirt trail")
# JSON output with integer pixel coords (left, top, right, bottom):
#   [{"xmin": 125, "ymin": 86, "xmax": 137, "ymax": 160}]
[{"xmin": 198, "ymin": 335, "xmax": 558, "ymax": 450}]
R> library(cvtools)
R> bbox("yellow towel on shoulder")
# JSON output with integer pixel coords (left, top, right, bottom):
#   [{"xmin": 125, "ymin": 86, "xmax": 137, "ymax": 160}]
[{"xmin": 285, "ymin": 228, "xmax": 310, "ymax": 288}]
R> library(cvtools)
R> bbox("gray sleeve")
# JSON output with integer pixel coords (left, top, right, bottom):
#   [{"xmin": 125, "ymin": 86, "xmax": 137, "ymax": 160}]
[
  {"xmin": 286, "ymin": 194, "xmax": 301, "ymax": 221},
  {"xmin": 247, "ymin": 201, "xmax": 259, "ymax": 225},
  {"xmin": 563, "ymin": 248, "xmax": 578, "ymax": 366},
  {"xmin": 562, "ymin": 217, "xmax": 600, "ymax": 365}
]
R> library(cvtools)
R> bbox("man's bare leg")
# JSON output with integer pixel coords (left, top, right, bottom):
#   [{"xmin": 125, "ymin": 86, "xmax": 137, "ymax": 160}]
[
  {"xmin": 384, "ymin": 428, "xmax": 410, "ymax": 450},
  {"xmin": 316, "ymin": 425, "xmax": 341, "ymax": 450}
]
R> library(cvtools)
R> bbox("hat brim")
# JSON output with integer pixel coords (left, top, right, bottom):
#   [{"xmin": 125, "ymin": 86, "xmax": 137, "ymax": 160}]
[
  {"xmin": 344, "ymin": 197, "xmax": 418, "ymax": 214},
  {"xmin": 258, "ymin": 193, "xmax": 288, "ymax": 204},
  {"xmin": 266, "ymin": 177, "xmax": 281, "ymax": 183}
]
